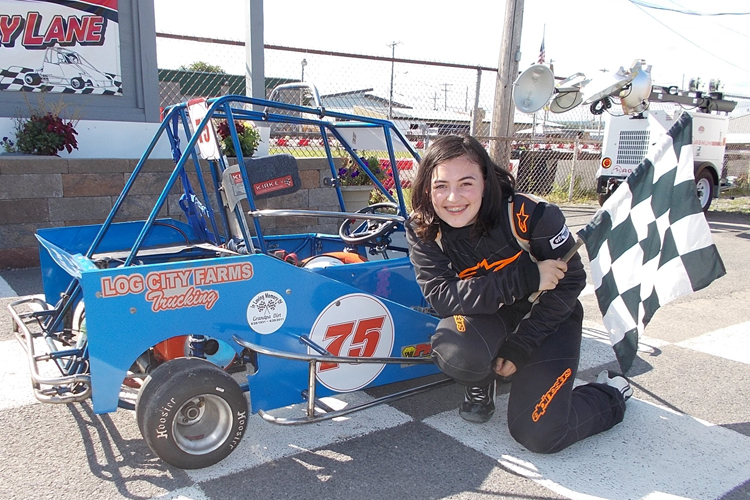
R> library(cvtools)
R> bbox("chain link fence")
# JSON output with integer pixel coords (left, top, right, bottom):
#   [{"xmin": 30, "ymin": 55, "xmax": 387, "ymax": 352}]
[{"xmin": 155, "ymin": 31, "xmax": 750, "ymax": 205}]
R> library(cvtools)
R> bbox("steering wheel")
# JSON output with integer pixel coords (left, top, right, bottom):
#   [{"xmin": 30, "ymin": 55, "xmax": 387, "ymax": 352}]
[{"xmin": 339, "ymin": 203, "xmax": 402, "ymax": 245}]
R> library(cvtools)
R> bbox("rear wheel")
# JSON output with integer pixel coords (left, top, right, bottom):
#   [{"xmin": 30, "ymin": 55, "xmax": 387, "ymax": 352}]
[
  {"xmin": 71, "ymin": 77, "xmax": 85, "ymax": 90},
  {"xmin": 136, "ymin": 357, "xmax": 247, "ymax": 469},
  {"xmin": 695, "ymin": 168, "xmax": 714, "ymax": 212}
]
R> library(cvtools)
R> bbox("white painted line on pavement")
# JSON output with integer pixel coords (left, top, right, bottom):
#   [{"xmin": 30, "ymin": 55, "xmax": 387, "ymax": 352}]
[
  {"xmin": 424, "ymin": 392, "xmax": 750, "ymax": 500},
  {"xmin": 0, "ymin": 275, "xmax": 16, "ymax": 298},
  {"xmin": 0, "ymin": 339, "xmax": 40, "ymax": 410},
  {"xmin": 578, "ymin": 332, "xmax": 620, "ymax": 372},
  {"xmin": 186, "ymin": 391, "xmax": 412, "ymax": 483},
  {"xmin": 151, "ymin": 486, "xmax": 210, "ymax": 500},
  {"xmin": 583, "ymin": 322, "xmax": 672, "ymax": 350},
  {"xmin": 676, "ymin": 321, "xmax": 750, "ymax": 365}
]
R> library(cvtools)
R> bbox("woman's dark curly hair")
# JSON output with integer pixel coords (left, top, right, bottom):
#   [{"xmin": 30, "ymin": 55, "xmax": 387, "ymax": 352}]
[{"xmin": 410, "ymin": 135, "xmax": 515, "ymax": 241}]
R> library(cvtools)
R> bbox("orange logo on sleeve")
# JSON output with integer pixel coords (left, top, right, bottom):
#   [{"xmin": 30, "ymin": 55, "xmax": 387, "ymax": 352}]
[
  {"xmin": 516, "ymin": 203, "xmax": 529, "ymax": 233},
  {"xmin": 453, "ymin": 315, "xmax": 466, "ymax": 332},
  {"xmin": 458, "ymin": 251, "xmax": 523, "ymax": 279},
  {"xmin": 531, "ymin": 368, "xmax": 572, "ymax": 422}
]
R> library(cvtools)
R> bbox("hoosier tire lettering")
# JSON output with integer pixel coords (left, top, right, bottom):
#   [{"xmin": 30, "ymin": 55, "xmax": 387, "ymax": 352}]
[
  {"xmin": 156, "ymin": 397, "xmax": 177, "ymax": 439},
  {"xmin": 230, "ymin": 410, "xmax": 247, "ymax": 450}
]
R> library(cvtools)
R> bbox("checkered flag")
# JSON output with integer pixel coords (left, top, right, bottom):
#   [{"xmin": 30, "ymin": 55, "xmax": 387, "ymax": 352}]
[{"xmin": 578, "ymin": 112, "xmax": 725, "ymax": 373}]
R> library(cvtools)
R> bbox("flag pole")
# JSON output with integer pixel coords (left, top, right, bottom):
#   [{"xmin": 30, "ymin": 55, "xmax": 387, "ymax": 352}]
[
  {"xmin": 562, "ymin": 237, "xmax": 584, "ymax": 263},
  {"xmin": 529, "ymin": 237, "xmax": 585, "ymax": 302}
]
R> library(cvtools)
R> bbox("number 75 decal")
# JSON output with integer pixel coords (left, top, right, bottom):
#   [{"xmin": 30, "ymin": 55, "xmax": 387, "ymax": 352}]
[
  {"xmin": 319, "ymin": 316, "xmax": 385, "ymax": 371},
  {"xmin": 308, "ymin": 294, "xmax": 395, "ymax": 393}
]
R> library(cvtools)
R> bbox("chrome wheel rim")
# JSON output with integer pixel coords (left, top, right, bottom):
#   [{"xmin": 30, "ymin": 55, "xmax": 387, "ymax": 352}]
[{"xmin": 172, "ymin": 394, "xmax": 232, "ymax": 455}]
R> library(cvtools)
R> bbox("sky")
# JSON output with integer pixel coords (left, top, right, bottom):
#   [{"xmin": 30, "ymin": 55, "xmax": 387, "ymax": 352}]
[{"xmin": 154, "ymin": 0, "xmax": 750, "ymax": 99}]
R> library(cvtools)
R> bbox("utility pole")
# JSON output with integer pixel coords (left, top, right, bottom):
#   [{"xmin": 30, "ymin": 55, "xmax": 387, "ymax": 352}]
[
  {"xmin": 470, "ymin": 68, "xmax": 482, "ymax": 136},
  {"xmin": 441, "ymin": 83, "xmax": 452, "ymax": 110},
  {"xmin": 489, "ymin": 0, "xmax": 524, "ymax": 166},
  {"xmin": 387, "ymin": 41, "xmax": 401, "ymax": 121},
  {"xmin": 432, "ymin": 92, "xmax": 438, "ymax": 110}
]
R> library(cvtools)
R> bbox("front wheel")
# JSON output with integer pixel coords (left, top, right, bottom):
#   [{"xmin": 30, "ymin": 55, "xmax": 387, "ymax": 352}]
[
  {"xmin": 24, "ymin": 73, "xmax": 42, "ymax": 86},
  {"xmin": 136, "ymin": 357, "xmax": 247, "ymax": 469},
  {"xmin": 695, "ymin": 168, "xmax": 714, "ymax": 212}
]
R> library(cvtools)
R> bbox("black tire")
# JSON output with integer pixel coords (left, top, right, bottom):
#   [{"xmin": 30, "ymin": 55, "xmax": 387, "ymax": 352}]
[
  {"xmin": 24, "ymin": 73, "xmax": 42, "ymax": 86},
  {"xmin": 71, "ymin": 77, "xmax": 85, "ymax": 90},
  {"xmin": 695, "ymin": 168, "xmax": 714, "ymax": 212},
  {"xmin": 136, "ymin": 357, "xmax": 248, "ymax": 469},
  {"xmin": 597, "ymin": 192, "xmax": 610, "ymax": 207},
  {"xmin": 136, "ymin": 358, "xmax": 162, "ymax": 437}
]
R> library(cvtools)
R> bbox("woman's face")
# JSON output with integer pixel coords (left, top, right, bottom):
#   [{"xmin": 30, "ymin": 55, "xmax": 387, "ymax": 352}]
[{"xmin": 430, "ymin": 155, "xmax": 485, "ymax": 228}]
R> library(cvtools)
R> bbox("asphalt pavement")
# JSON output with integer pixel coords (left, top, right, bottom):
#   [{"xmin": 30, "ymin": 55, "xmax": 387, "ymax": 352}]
[{"xmin": 1, "ymin": 206, "xmax": 748, "ymax": 500}]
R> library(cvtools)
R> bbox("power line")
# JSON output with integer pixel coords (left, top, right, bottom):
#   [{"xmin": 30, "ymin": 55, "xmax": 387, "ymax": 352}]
[
  {"xmin": 665, "ymin": 0, "xmax": 750, "ymax": 39},
  {"xmin": 628, "ymin": 1, "xmax": 750, "ymax": 74},
  {"xmin": 626, "ymin": 0, "xmax": 750, "ymax": 15}
]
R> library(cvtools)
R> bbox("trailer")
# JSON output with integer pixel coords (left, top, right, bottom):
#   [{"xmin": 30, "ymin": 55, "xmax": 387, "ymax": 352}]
[
  {"xmin": 512, "ymin": 60, "xmax": 737, "ymax": 211},
  {"xmin": 596, "ymin": 86, "xmax": 736, "ymax": 211}
]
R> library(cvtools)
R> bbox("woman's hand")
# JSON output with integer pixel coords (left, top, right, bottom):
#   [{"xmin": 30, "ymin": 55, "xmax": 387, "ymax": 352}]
[
  {"xmin": 494, "ymin": 357, "xmax": 517, "ymax": 377},
  {"xmin": 537, "ymin": 259, "xmax": 567, "ymax": 291}
]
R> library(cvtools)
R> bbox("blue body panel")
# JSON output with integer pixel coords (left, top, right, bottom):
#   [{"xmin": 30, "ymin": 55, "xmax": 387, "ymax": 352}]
[
  {"xmin": 37, "ymin": 219, "xmax": 200, "ymax": 305},
  {"xmin": 80, "ymin": 253, "xmax": 439, "ymax": 414}
]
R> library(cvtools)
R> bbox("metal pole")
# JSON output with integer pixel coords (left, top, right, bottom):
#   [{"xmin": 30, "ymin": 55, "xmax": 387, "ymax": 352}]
[
  {"xmin": 388, "ymin": 41, "xmax": 399, "ymax": 121},
  {"xmin": 489, "ymin": 0, "xmax": 525, "ymax": 166},
  {"xmin": 244, "ymin": 0, "xmax": 265, "ymax": 106}
]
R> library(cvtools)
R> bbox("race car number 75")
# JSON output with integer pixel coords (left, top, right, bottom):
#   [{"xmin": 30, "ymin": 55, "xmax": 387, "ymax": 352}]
[{"xmin": 319, "ymin": 316, "xmax": 385, "ymax": 371}]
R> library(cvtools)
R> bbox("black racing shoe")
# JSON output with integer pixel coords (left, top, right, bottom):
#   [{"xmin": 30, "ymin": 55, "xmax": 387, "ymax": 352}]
[{"xmin": 459, "ymin": 380, "xmax": 496, "ymax": 423}]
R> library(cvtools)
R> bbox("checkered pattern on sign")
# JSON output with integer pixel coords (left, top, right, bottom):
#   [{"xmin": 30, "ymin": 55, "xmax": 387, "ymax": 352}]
[
  {"xmin": 578, "ymin": 112, "xmax": 726, "ymax": 372},
  {"xmin": 0, "ymin": 66, "xmax": 122, "ymax": 95}
]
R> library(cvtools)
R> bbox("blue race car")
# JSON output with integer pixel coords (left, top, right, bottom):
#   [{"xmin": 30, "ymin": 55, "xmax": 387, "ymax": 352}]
[{"xmin": 8, "ymin": 84, "xmax": 448, "ymax": 469}]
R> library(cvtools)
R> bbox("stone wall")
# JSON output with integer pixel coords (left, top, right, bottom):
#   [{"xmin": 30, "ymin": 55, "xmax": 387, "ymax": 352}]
[{"xmin": 0, "ymin": 156, "xmax": 342, "ymax": 269}]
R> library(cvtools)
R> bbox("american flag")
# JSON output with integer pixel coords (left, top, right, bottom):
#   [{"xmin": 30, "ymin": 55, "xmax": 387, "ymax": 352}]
[{"xmin": 538, "ymin": 36, "xmax": 545, "ymax": 64}]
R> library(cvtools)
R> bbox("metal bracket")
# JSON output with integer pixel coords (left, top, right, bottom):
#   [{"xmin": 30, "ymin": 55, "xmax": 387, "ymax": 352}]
[{"xmin": 8, "ymin": 297, "xmax": 91, "ymax": 404}]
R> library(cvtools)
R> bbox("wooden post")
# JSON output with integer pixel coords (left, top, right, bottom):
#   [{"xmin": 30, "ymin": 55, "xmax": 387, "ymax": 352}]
[
  {"xmin": 568, "ymin": 136, "xmax": 579, "ymax": 201},
  {"xmin": 489, "ymin": 0, "xmax": 525, "ymax": 169},
  {"xmin": 470, "ymin": 68, "xmax": 483, "ymax": 136}
]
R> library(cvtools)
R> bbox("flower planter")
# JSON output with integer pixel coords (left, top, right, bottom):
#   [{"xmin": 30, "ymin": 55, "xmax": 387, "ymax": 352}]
[{"xmin": 340, "ymin": 185, "xmax": 373, "ymax": 212}]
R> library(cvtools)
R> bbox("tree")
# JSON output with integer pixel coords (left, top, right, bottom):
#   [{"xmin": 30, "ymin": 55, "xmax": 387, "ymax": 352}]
[{"xmin": 179, "ymin": 61, "xmax": 225, "ymax": 73}]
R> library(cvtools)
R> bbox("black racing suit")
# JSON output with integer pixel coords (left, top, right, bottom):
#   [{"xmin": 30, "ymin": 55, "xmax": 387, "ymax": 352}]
[{"xmin": 406, "ymin": 193, "xmax": 626, "ymax": 453}]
